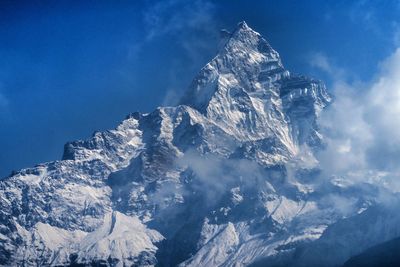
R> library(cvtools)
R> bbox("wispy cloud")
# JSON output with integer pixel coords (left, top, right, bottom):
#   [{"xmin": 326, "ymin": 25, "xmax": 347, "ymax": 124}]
[
  {"xmin": 141, "ymin": 0, "xmax": 219, "ymax": 106},
  {"xmin": 392, "ymin": 21, "xmax": 400, "ymax": 47},
  {"xmin": 309, "ymin": 52, "xmax": 347, "ymax": 81},
  {"xmin": 142, "ymin": 0, "xmax": 216, "ymax": 40},
  {"xmin": 347, "ymin": 0, "xmax": 400, "ymax": 43},
  {"xmin": 348, "ymin": 0, "xmax": 381, "ymax": 35},
  {"xmin": 316, "ymin": 47, "xmax": 400, "ymax": 192}
]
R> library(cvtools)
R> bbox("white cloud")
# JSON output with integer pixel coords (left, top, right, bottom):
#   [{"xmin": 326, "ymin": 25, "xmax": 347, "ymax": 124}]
[
  {"xmin": 176, "ymin": 150, "xmax": 267, "ymax": 205},
  {"xmin": 317, "ymin": 47, "xmax": 400, "ymax": 191},
  {"xmin": 310, "ymin": 53, "xmax": 332, "ymax": 74},
  {"xmin": 309, "ymin": 52, "xmax": 348, "ymax": 81}
]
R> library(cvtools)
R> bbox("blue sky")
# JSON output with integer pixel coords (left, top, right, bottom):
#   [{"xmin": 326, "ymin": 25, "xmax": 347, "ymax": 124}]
[{"xmin": 1, "ymin": 0, "xmax": 400, "ymax": 177}]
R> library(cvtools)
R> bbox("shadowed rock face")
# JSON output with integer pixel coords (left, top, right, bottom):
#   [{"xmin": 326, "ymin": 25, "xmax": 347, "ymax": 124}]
[
  {"xmin": 1, "ymin": 22, "xmax": 397, "ymax": 267},
  {"xmin": 342, "ymin": 236, "xmax": 400, "ymax": 267}
]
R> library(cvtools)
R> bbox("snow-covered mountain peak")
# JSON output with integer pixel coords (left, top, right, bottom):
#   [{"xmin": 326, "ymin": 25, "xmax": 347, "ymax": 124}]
[
  {"xmin": 223, "ymin": 20, "xmax": 270, "ymax": 53},
  {"xmin": 180, "ymin": 22, "xmax": 285, "ymax": 111},
  {"xmin": 180, "ymin": 22, "xmax": 329, "ymax": 151},
  {"xmin": 236, "ymin": 20, "xmax": 249, "ymax": 30}
]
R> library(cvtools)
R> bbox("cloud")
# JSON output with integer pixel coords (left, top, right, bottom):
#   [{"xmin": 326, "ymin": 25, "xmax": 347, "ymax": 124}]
[
  {"xmin": 309, "ymin": 53, "xmax": 332, "ymax": 73},
  {"xmin": 316, "ymin": 47, "xmax": 400, "ymax": 192},
  {"xmin": 142, "ymin": 0, "xmax": 216, "ymax": 40},
  {"xmin": 141, "ymin": 0, "xmax": 219, "ymax": 105},
  {"xmin": 364, "ymin": 49, "xmax": 400, "ymax": 169},
  {"xmin": 348, "ymin": 0, "xmax": 381, "ymax": 35},
  {"xmin": 393, "ymin": 22, "xmax": 400, "ymax": 46},
  {"xmin": 309, "ymin": 52, "xmax": 350, "ymax": 82},
  {"xmin": 129, "ymin": 0, "xmax": 218, "ymax": 64},
  {"xmin": 161, "ymin": 87, "xmax": 181, "ymax": 106},
  {"xmin": 176, "ymin": 150, "xmax": 268, "ymax": 205}
]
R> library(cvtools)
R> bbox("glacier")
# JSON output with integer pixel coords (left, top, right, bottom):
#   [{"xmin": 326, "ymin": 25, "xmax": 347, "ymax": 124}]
[{"xmin": 0, "ymin": 21, "xmax": 399, "ymax": 267}]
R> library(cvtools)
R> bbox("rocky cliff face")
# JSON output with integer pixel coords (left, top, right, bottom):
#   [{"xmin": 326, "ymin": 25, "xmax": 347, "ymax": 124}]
[{"xmin": 0, "ymin": 22, "xmax": 398, "ymax": 267}]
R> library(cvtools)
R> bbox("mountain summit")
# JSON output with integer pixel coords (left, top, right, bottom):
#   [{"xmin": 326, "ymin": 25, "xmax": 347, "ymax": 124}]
[{"xmin": 0, "ymin": 22, "xmax": 398, "ymax": 267}]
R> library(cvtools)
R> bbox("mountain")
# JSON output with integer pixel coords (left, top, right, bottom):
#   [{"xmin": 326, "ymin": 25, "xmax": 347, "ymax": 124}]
[
  {"xmin": 1, "ymin": 21, "xmax": 399, "ymax": 267},
  {"xmin": 342, "ymin": 236, "xmax": 400, "ymax": 267}
]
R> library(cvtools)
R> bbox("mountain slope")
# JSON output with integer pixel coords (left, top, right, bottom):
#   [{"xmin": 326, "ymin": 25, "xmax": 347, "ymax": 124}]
[
  {"xmin": 0, "ymin": 21, "xmax": 398, "ymax": 267},
  {"xmin": 342, "ymin": 236, "xmax": 400, "ymax": 267}
]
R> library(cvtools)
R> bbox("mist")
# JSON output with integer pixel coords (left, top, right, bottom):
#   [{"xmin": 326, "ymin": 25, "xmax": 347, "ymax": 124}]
[{"xmin": 316, "ymin": 48, "xmax": 400, "ymax": 194}]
